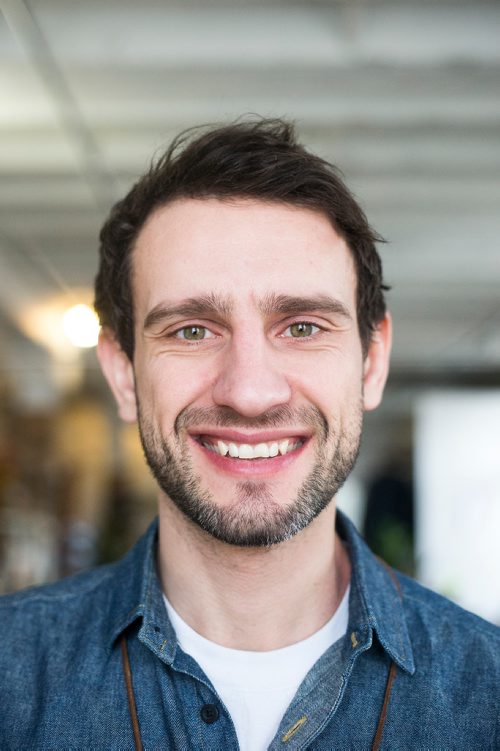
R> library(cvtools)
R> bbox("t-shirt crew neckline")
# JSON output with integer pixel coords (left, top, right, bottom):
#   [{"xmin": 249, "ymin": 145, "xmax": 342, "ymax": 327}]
[
  {"xmin": 163, "ymin": 586, "xmax": 349, "ymax": 751},
  {"xmin": 163, "ymin": 585, "xmax": 350, "ymax": 691}
]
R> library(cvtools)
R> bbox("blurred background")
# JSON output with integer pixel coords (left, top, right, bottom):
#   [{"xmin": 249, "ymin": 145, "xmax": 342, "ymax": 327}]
[{"xmin": 0, "ymin": 0, "xmax": 499, "ymax": 623}]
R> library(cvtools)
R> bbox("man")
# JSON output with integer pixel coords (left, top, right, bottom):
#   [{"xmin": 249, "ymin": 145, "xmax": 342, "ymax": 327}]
[{"xmin": 1, "ymin": 119, "xmax": 498, "ymax": 750}]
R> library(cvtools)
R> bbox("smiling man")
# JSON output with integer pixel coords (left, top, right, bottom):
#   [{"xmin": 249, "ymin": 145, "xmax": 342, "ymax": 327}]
[
  {"xmin": 1, "ymin": 120, "xmax": 499, "ymax": 750},
  {"xmin": 112, "ymin": 198, "xmax": 376, "ymax": 553}
]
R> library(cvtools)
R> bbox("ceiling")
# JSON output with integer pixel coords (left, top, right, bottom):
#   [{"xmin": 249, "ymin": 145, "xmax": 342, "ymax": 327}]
[{"xmin": 1, "ymin": 0, "xmax": 499, "ymax": 412}]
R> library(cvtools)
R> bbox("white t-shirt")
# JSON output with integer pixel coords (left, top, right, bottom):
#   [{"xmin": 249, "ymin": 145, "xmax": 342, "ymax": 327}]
[{"xmin": 163, "ymin": 586, "xmax": 349, "ymax": 751}]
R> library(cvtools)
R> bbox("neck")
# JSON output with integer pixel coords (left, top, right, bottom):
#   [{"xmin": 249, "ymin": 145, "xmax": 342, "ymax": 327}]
[{"xmin": 157, "ymin": 497, "xmax": 351, "ymax": 651}]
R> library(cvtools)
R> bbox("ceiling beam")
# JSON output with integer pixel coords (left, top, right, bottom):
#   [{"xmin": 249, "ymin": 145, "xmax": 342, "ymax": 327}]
[{"xmin": 0, "ymin": 0, "xmax": 119, "ymax": 210}]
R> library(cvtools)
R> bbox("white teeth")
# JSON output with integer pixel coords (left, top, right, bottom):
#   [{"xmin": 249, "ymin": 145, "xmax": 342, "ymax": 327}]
[
  {"xmin": 205, "ymin": 437, "xmax": 302, "ymax": 459},
  {"xmin": 254, "ymin": 443, "xmax": 270, "ymax": 458},
  {"xmin": 278, "ymin": 439, "xmax": 289, "ymax": 456},
  {"xmin": 238, "ymin": 444, "xmax": 254, "ymax": 460},
  {"xmin": 217, "ymin": 440, "xmax": 229, "ymax": 456}
]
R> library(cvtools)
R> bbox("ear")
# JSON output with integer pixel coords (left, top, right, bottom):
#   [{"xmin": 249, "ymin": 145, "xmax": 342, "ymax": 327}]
[
  {"xmin": 97, "ymin": 329, "xmax": 137, "ymax": 423},
  {"xmin": 362, "ymin": 313, "xmax": 392, "ymax": 412}
]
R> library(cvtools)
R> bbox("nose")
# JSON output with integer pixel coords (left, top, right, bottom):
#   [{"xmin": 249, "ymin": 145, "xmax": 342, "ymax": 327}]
[{"xmin": 212, "ymin": 334, "xmax": 292, "ymax": 418}]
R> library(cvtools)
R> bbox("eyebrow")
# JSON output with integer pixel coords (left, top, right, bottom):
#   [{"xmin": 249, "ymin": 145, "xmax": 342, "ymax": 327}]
[
  {"xmin": 143, "ymin": 294, "xmax": 233, "ymax": 330},
  {"xmin": 143, "ymin": 292, "xmax": 352, "ymax": 331},
  {"xmin": 258, "ymin": 293, "xmax": 353, "ymax": 321}
]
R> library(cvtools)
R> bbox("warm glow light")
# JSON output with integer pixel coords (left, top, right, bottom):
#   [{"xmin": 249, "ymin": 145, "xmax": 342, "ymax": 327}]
[{"xmin": 62, "ymin": 304, "xmax": 100, "ymax": 348}]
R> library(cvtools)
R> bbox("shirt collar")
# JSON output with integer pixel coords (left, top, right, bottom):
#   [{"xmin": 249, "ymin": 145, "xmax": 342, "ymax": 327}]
[
  {"xmin": 108, "ymin": 511, "xmax": 415, "ymax": 674},
  {"xmin": 108, "ymin": 518, "xmax": 178, "ymax": 663},
  {"xmin": 337, "ymin": 509, "xmax": 415, "ymax": 675}
]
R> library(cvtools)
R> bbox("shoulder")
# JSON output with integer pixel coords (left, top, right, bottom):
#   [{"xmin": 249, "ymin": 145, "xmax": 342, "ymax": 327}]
[
  {"xmin": 0, "ymin": 563, "xmax": 118, "ymax": 639},
  {"xmin": 0, "ymin": 561, "xmax": 127, "ymax": 718},
  {"xmin": 398, "ymin": 570, "xmax": 498, "ymax": 637},
  {"xmin": 0, "ymin": 562, "xmax": 136, "ymax": 744},
  {"xmin": 395, "ymin": 571, "xmax": 500, "ymax": 671},
  {"xmin": 0, "ymin": 561, "xmax": 117, "ymax": 606},
  {"xmin": 0, "ymin": 519, "xmax": 157, "ymax": 654}
]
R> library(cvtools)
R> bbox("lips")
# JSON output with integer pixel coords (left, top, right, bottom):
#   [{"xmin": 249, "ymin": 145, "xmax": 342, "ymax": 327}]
[{"xmin": 199, "ymin": 437, "xmax": 304, "ymax": 460}]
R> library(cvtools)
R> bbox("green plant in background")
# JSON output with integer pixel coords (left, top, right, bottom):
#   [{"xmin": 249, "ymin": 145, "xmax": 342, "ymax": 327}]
[{"xmin": 372, "ymin": 519, "xmax": 415, "ymax": 577}]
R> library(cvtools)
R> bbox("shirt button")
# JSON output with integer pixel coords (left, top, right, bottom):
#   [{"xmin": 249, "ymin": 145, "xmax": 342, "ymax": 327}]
[{"xmin": 200, "ymin": 704, "xmax": 219, "ymax": 724}]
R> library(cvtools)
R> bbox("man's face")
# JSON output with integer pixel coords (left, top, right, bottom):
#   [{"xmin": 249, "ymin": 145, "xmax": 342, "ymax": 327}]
[{"xmin": 103, "ymin": 198, "xmax": 389, "ymax": 546}]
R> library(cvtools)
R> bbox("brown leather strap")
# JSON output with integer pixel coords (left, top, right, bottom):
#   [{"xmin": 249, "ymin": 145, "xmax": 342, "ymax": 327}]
[
  {"xmin": 121, "ymin": 636, "xmax": 143, "ymax": 751},
  {"xmin": 371, "ymin": 561, "xmax": 401, "ymax": 749},
  {"xmin": 371, "ymin": 659, "xmax": 397, "ymax": 751}
]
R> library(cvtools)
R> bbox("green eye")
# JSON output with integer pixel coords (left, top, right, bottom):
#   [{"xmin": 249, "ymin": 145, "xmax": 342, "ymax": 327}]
[
  {"xmin": 289, "ymin": 322, "xmax": 315, "ymax": 338},
  {"xmin": 179, "ymin": 326, "xmax": 206, "ymax": 340}
]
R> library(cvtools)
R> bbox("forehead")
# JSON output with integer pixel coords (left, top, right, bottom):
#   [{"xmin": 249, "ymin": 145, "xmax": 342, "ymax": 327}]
[{"xmin": 132, "ymin": 198, "xmax": 357, "ymax": 314}]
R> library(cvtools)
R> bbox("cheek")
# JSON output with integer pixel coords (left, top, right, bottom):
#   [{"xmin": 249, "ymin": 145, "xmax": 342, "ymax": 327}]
[
  {"xmin": 137, "ymin": 354, "xmax": 217, "ymax": 419},
  {"xmin": 291, "ymin": 350, "xmax": 364, "ymax": 407}
]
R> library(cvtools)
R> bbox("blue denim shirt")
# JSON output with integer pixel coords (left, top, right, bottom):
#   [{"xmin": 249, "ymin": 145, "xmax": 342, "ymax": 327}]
[{"xmin": 1, "ymin": 511, "xmax": 499, "ymax": 750}]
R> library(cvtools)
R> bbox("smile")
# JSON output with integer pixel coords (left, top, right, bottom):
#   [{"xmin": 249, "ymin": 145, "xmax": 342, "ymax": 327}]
[{"xmin": 197, "ymin": 437, "xmax": 305, "ymax": 460}]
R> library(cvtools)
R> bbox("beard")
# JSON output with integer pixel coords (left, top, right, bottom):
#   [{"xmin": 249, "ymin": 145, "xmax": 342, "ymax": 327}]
[{"xmin": 138, "ymin": 403, "xmax": 362, "ymax": 548}]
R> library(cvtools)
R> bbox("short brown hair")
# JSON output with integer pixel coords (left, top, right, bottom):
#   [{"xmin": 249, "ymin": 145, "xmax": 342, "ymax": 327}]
[{"xmin": 95, "ymin": 118, "xmax": 387, "ymax": 358}]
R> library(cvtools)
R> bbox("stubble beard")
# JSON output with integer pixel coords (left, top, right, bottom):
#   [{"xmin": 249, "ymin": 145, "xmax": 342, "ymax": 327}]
[{"xmin": 138, "ymin": 404, "xmax": 362, "ymax": 547}]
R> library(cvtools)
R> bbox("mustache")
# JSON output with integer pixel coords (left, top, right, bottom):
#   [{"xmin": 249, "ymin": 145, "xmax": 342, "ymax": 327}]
[{"xmin": 174, "ymin": 405, "xmax": 329, "ymax": 440}]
